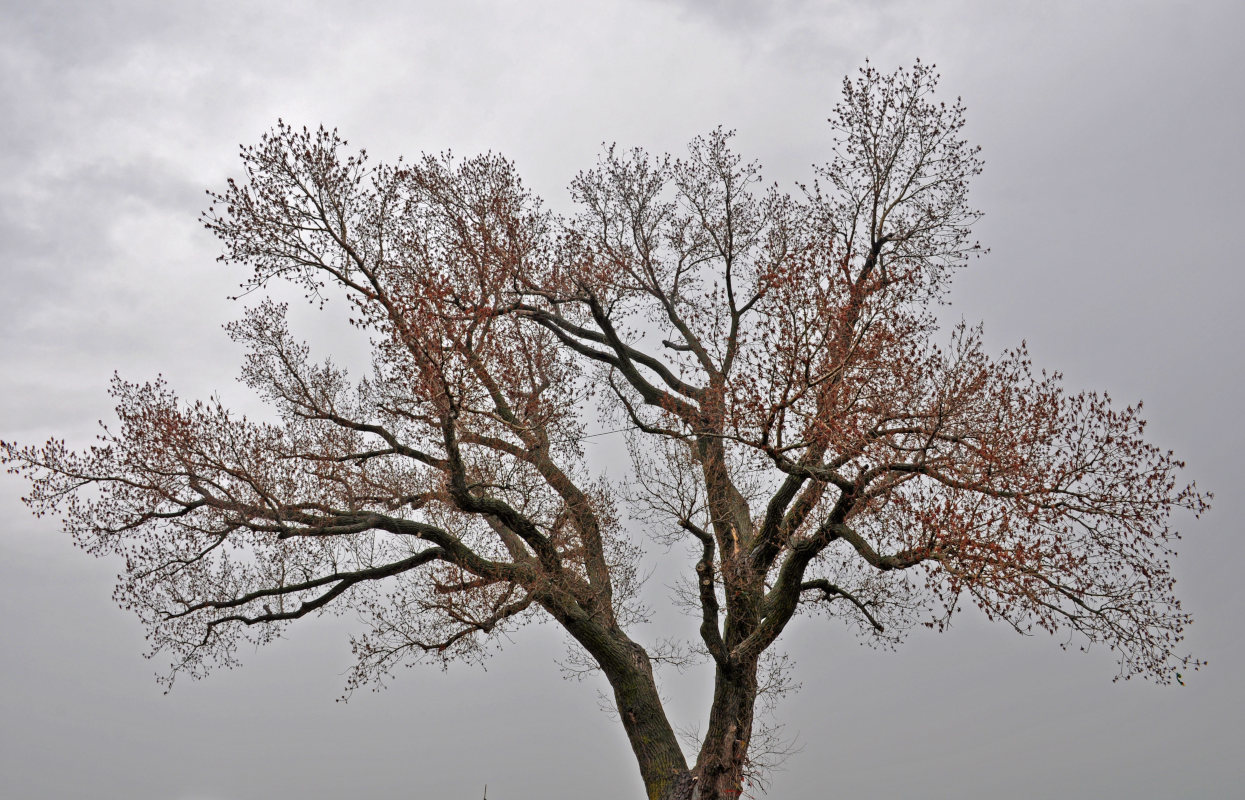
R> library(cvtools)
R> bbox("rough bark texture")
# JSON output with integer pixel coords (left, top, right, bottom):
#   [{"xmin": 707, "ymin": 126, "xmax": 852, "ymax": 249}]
[
  {"xmin": 695, "ymin": 662, "xmax": 759, "ymax": 799},
  {"xmin": 613, "ymin": 668, "xmax": 689, "ymax": 800},
  {"xmin": 553, "ymin": 603, "xmax": 689, "ymax": 799}
]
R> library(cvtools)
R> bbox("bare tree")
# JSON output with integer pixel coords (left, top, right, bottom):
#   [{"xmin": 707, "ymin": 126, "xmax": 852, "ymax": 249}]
[{"xmin": 2, "ymin": 62, "xmax": 1207, "ymax": 800}]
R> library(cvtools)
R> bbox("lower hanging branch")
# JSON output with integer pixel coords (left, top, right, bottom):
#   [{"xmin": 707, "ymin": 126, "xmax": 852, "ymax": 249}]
[{"xmin": 800, "ymin": 578, "xmax": 885, "ymax": 632}]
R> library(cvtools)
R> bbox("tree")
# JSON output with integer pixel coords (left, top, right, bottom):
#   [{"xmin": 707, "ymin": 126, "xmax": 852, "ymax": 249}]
[{"xmin": 2, "ymin": 62, "xmax": 1207, "ymax": 800}]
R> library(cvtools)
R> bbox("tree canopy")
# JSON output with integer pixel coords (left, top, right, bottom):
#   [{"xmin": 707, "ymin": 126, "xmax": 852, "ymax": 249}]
[{"xmin": 2, "ymin": 62, "xmax": 1206, "ymax": 800}]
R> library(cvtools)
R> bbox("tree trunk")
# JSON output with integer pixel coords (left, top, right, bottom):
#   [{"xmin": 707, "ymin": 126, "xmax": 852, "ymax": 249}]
[
  {"xmin": 693, "ymin": 660, "xmax": 759, "ymax": 800},
  {"xmin": 608, "ymin": 655, "xmax": 692, "ymax": 800},
  {"xmin": 553, "ymin": 604, "xmax": 690, "ymax": 800}
]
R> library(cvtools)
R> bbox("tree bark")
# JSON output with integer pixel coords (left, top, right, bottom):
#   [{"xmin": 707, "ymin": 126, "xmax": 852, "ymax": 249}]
[
  {"xmin": 692, "ymin": 660, "xmax": 758, "ymax": 800},
  {"xmin": 550, "ymin": 601, "xmax": 690, "ymax": 800},
  {"xmin": 609, "ymin": 657, "xmax": 691, "ymax": 800}
]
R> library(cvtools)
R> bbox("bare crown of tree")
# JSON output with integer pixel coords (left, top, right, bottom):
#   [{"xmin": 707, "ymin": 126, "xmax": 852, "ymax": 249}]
[{"xmin": 3, "ymin": 61, "xmax": 1207, "ymax": 800}]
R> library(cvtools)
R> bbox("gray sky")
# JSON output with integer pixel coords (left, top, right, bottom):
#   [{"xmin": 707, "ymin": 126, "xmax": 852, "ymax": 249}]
[{"xmin": 2, "ymin": 1, "xmax": 1242, "ymax": 798}]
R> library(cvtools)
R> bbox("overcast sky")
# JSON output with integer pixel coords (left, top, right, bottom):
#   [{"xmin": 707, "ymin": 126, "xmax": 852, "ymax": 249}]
[{"xmin": 2, "ymin": 1, "xmax": 1242, "ymax": 798}]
